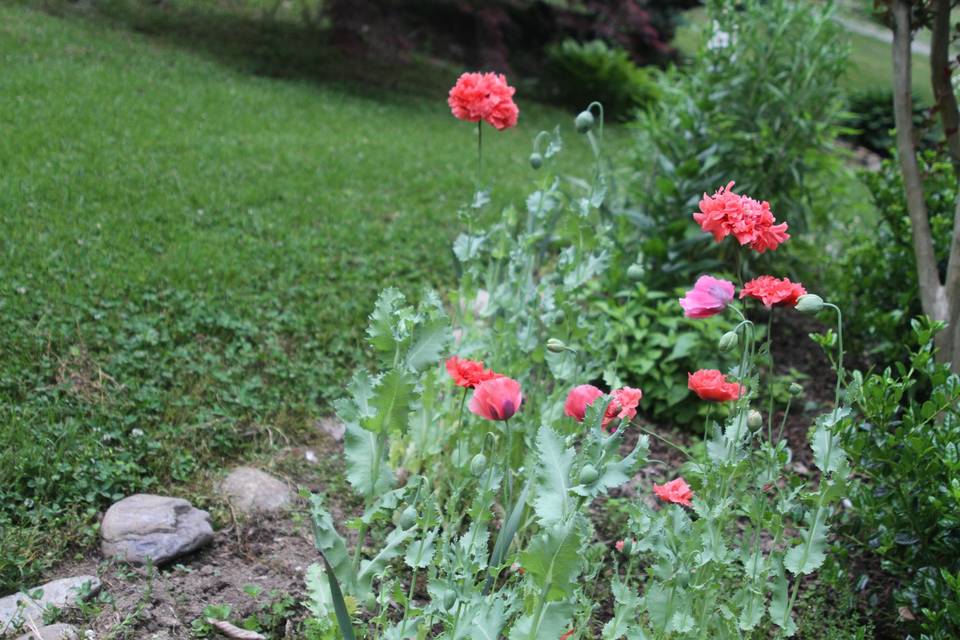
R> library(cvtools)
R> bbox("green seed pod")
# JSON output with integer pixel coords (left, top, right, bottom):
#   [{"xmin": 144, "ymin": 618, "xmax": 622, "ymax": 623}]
[
  {"xmin": 718, "ymin": 331, "xmax": 739, "ymax": 352},
  {"xmin": 470, "ymin": 453, "xmax": 487, "ymax": 476},
  {"xmin": 575, "ymin": 110, "xmax": 595, "ymax": 134},
  {"xmin": 579, "ymin": 464, "xmax": 599, "ymax": 485},
  {"xmin": 546, "ymin": 338, "xmax": 568, "ymax": 353},
  {"xmin": 747, "ymin": 409, "xmax": 763, "ymax": 429},
  {"xmin": 529, "ymin": 153, "xmax": 543, "ymax": 170},
  {"xmin": 788, "ymin": 382, "xmax": 804, "ymax": 397},
  {"xmin": 399, "ymin": 506, "xmax": 417, "ymax": 530},
  {"xmin": 795, "ymin": 294, "xmax": 825, "ymax": 314},
  {"xmin": 626, "ymin": 264, "xmax": 645, "ymax": 281}
]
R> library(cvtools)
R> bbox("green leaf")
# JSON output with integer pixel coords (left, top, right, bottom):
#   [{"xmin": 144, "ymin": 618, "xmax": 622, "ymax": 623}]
[
  {"xmin": 485, "ymin": 480, "xmax": 530, "ymax": 595},
  {"xmin": 356, "ymin": 526, "xmax": 416, "ymax": 597},
  {"xmin": 508, "ymin": 601, "xmax": 574, "ymax": 640},
  {"xmin": 405, "ymin": 529, "xmax": 438, "ymax": 569},
  {"xmin": 736, "ymin": 587, "xmax": 764, "ymax": 631},
  {"xmin": 811, "ymin": 422, "xmax": 846, "ymax": 475},
  {"xmin": 784, "ymin": 509, "xmax": 828, "ymax": 575},
  {"xmin": 366, "ymin": 369, "xmax": 416, "ymax": 435},
  {"xmin": 769, "ymin": 573, "xmax": 797, "ymax": 636},
  {"xmin": 309, "ymin": 494, "xmax": 353, "ymax": 591},
  {"xmin": 519, "ymin": 520, "xmax": 583, "ymax": 601},
  {"xmin": 344, "ymin": 422, "xmax": 394, "ymax": 498},
  {"xmin": 532, "ymin": 425, "xmax": 575, "ymax": 524},
  {"xmin": 318, "ymin": 551, "xmax": 357, "ymax": 640},
  {"xmin": 367, "ymin": 288, "xmax": 407, "ymax": 354},
  {"xmin": 335, "ymin": 370, "xmax": 378, "ymax": 425},
  {"xmin": 403, "ymin": 309, "xmax": 451, "ymax": 373},
  {"xmin": 469, "ymin": 597, "xmax": 511, "ymax": 640}
]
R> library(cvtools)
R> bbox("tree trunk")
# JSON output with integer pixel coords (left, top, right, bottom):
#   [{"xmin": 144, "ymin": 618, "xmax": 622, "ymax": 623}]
[{"xmin": 891, "ymin": 0, "xmax": 955, "ymax": 368}]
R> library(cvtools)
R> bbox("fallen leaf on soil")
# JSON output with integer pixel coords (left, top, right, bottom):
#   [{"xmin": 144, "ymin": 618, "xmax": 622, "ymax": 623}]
[
  {"xmin": 207, "ymin": 619, "xmax": 267, "ymax": 639},
  {"xmin": 898, "ymin": 606, "xmax": 916, "ymax": 621}
]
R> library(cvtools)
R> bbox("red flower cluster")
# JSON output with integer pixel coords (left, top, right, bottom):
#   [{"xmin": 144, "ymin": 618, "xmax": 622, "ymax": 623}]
[
  {"xmin": 653, "ymin": 477, "xmax": 694, "ymax": 507},
  {"xmin": 448, "ymin": 72, "xmax": 519, "ymax": 131},
  {"xmin": 739, "ymin": 275, "xmax": 807, "ymax": 308},
  {"xmin": 688, "ymin": 369, "xmax": 743, "ymax": 402},
  {"xmin": 693, "ymin": 182, "xmax": 789, "ymax": 253},
  {"xmin": 564, "ymin": 384, "xmax": 642, "ymax": 428},
  {"xmin": 445, "ymin": 356, "xmax": 501, "ymax": 388}
]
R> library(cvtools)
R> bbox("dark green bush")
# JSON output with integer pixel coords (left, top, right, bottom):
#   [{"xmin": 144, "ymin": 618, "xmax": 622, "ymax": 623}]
[
  {"xmin": 834, "ymin": 150, "xmax": 954, "ymax": 363},
  {"xmin": 842, "ymin": 89, "xmax": 934, "ymax": 156},
  {"xmin": 542, "ymin": 39, "xmax": 660, "ymax": 119},
  {"xmin": 594, "ymin": 282, "xmax": 730, "ymax": 426},
  {"xmin": 840, "ymin": 319, "xmax": 960, "ymax": 639}
]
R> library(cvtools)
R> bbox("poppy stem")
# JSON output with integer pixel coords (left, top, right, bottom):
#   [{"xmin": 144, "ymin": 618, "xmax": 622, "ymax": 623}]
[
  {"xmin": 504, "ymin": 417, "xmax": 514, "ymax": 510},
  {"xmin": 456, "ymin": 387, "xmax": 468, "ymax": 466},
  {"xmin": 477, "ymin": 120, "xmax": 483, "ymax": 194}
]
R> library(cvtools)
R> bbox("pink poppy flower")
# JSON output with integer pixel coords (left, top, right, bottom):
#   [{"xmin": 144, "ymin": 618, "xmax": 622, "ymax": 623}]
[
  {"xmin": 564, "ymin": 384, "xmax": 604, "ymax": 422},
  {"xmin": 469, "ymin": 376, "xmax": 522, "ymax": 421},
  {"xmin": 609, "ymin": 387, "xmax": 642, "ymax": 422},
  {"xmin": 653, "ymin": 477, "xmax": 694, "ymax": 507},
  {"xmin": 448, "ymin": 72, "xmax": 519, "ymax": 131},
  {"xmin": 688, "ymin": 369, "xmax": 743, "ymax": 402},
  {"xmin": 739, "ymin": 275, "xmax": 807, "ymax": 308},
  {"xmin": 679, "ymin": 275, "xmax": 735, "ymax": 319}
]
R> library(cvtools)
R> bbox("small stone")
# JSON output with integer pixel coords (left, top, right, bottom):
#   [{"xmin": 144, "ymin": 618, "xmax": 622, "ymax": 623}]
[
  {"xmin": 219, "ymin": 467, "xmax": 291, "ymax": 515},
  {"xmin": 15, "ymin": 623, "xmax": 79, "ymax": 640},
  {"xmin": 316, "ymin": 417, "xmax": 345, "ymax": 442},
  {"xmin": 101, "ymin": 494, "xmax": 213, "ymax": 565},
  {"xmin": 0, "ymin": 577, "xmax": 99, "ymax": 634}
]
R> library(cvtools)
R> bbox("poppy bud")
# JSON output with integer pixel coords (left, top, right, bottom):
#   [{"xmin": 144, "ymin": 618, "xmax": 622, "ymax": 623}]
[
  {"xmin": 575, "ymin": 110, "xmax": 595, "ymax": 134},
  {"xmin": 747, "ymin": 409, "xmax": 763, "ymax": 429},
  {"xmin": 718, "ymin": 331, "xmax": 739, "ymax": 352},
  {"xmin": 442, "ymin": 590, "xmax": 456, "ymax": 611},
  {"xmin": 616, "ymin": 538, "xmax": 634, "ymax": 555},
  {"xmin": 399, "ymin": 506, "xmax": 417, "ymax": 530},
  {"xmin": 795, "ymin": 294, "xmax": 825, "ymax": 314},
  {"xmin": 788, "ymin": 382, "xmax": 804, "ymax": 396},
  {"xmin": 529, "ymin": 153, "xmax": 543, "ymax": 170},
  {"xmin": 470, "ymin": 453, "xmax": 487, "ymax": 475},
  {"xmin": 546, "ymin": 338, "xmax": 568, "ymax": 353},
  {"xmin": 579, "ymin": 464, "xmax": 599, "ymax": 485},
  {"xmin": 626, "ymin": 264, "xmax": 645, "ymax": 281}
]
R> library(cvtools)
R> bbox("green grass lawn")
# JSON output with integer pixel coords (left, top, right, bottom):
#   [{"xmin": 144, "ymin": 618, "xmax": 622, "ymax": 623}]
[{"xmin": 0, "ymin": 1, "xmax": 609, "ymax": 590}]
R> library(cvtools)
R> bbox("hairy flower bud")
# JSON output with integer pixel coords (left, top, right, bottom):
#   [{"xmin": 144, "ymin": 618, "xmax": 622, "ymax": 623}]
[
  {"xmin": 575, "ymin": 110, "xmax": 595, "ymax": 134},
  {"xmin": 616, "ymin": 538, "xmax": 634, "ymax": 555},
  {"xmin": 529, "ymin": 152, "xmax": 543, "ymax": 170},
  {"xmin": 718, "ymin": 331, "xmax": 739, "ymax": 352},
  {"xmin": 579, "ymin": 464, "xmax": 599, "ymax": 485},
  {"xmin": 546, "ymin": 338, "xmax": 568, "ymax": 353},
  {"xmin": 795, "ymin": 293, "xmax": 825, "ymax": 314},
  {"xmin": 747, "ymin": 409, "xmax": 763, "ymax": 429},
  {"xmin": 399, "ymin": 506, "xmax": 417, "ymax": 530},
  {"xmin": 788, "ymin": 382, "xmax": 804, "ymax": 396},
  {"xmin": 470, "ymin": 453, "xmax": 487, "ymax": 475},
  {"xmin": 626, "ymin": 264, "xmax": 645, "ymax": 281}
]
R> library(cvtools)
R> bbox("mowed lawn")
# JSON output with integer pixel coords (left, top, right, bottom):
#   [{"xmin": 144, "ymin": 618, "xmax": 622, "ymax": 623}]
[{"xmin": 0, "ymin": 2, "xmax": 605, "ymax": 590}]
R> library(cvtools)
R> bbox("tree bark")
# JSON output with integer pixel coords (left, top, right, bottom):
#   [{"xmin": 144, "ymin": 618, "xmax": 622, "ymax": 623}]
[
  {"xmin": 891, "ymin": 0, "xmax": 953, "ymax": 366},
  {"xmin": 931, "ymin": 0, "xmax": 960, "ymax": 178}
]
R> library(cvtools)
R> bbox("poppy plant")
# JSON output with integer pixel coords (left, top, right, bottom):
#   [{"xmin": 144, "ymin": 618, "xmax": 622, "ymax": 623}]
[
  {"xmin": 693, "ymin": 182, "xmax": 789, "ymax": 253},
  {"xmin": 445, "ymin": 355, "xmax": 500, "ymax": 388},
  {"xmin": 447, "ymin": 72, "xmax": 519, "ymax": 131}
]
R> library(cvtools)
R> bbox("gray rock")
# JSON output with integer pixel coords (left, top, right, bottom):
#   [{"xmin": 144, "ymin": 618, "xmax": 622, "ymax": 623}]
[
  {"xmin": 0, "ymin": 576, "xmax": 99, "ymax": 634},
  {"xmin": 219, "ymin": 467, "xmax": 291, "ymax": 514},
  {"xmin": 316, "ymin": 417, "xmax": 345, "ymax": 442},
  {"xmin": 14, "ymin": 623, "xmax": 79, "ymax": 640},
  {"xmin": 101, "ymin": 494, "xmax": 213, "ymax": 565}
]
